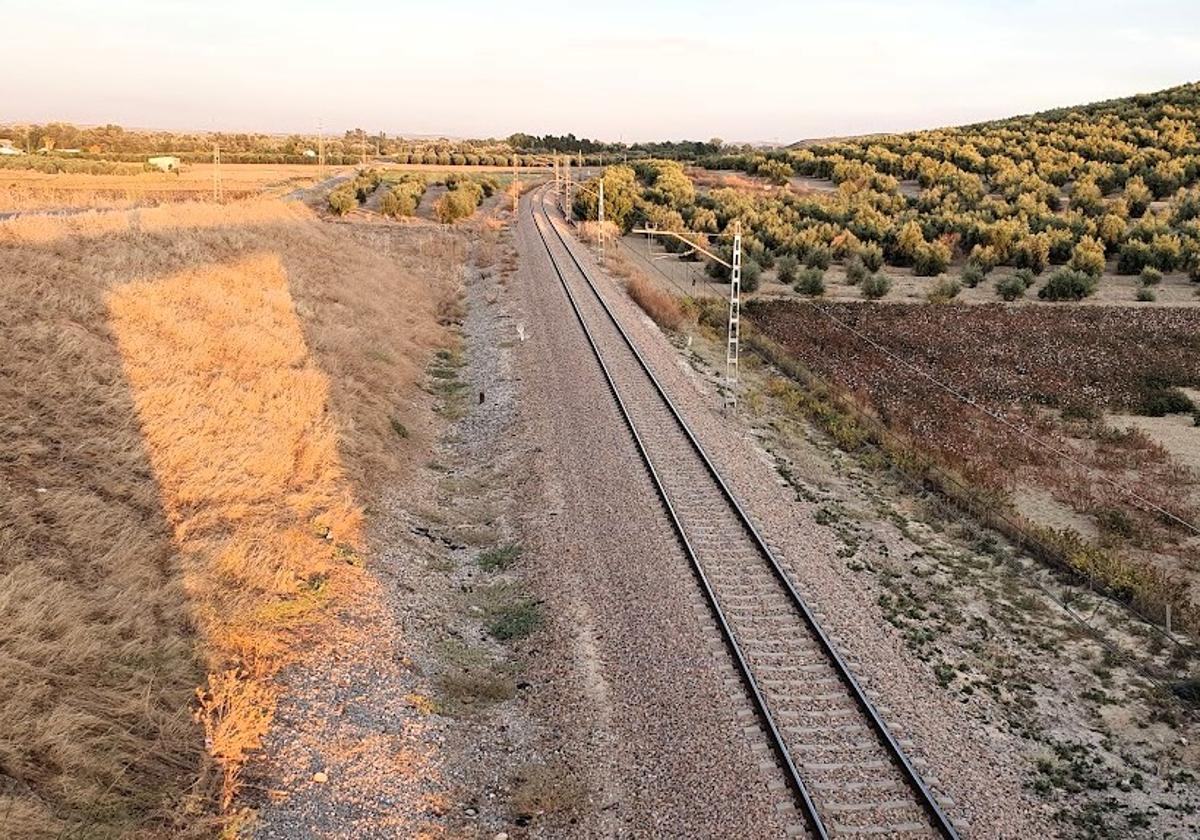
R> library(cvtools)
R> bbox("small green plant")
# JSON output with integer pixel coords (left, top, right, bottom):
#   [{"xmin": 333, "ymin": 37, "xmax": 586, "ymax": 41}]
[
  {"xmin": 1136, "ymin": 287, "xmax": 1156, "ymax": 302},
  {"xmin": 389, "ymin": 416, "xmax": 409, "ymax": 438},
  {"xmin": 1140, "ymin": 266, "xmax": 1163, "ymax": 286},
  {"xmin": 488, "ymin": 599, "xmax": 541, "ymax": 640},
  {"xmin": 996, "ymin": 274, "xmax": 1027, "ymax": 301},
  {"xmin": 794, "ymin": 266, "xmax": 826, "ymax": 296},
  {"xmin": 861, "ymin": 273, "xmax": 892, "ymax": 300},
  {"xmin": 478, "ymin": 543, "xmax": 522, "ymax": 572},
  {"xmin": 1095, "ymin": 507, "xmax": 1136, "ymax": 539}
]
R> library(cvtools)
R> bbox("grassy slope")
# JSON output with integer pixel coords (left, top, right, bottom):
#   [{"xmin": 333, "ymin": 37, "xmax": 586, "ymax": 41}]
[{"xmin": 0, "ymin": 201, "xmax": 461, "ymax": 837}]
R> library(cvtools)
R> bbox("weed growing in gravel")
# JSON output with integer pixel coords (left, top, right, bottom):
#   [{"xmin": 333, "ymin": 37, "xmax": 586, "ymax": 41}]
[
  {"xmin": 473, "ymin": 582, "xmax": 542, "ymax": 641},
  {"xmin": 434, "ymin": 639, "xmax": 517, "ymax": 712},
  {"xmin": 428, "ymin": 345, "xmax": 470, "ymax": 419},
  {"xmin": 478, "ymin": 543, "xmax": 523, "ymax": 572},
  {"xmin": 510, "ymin": 763, "xmax": 586, "ymax": 825}
]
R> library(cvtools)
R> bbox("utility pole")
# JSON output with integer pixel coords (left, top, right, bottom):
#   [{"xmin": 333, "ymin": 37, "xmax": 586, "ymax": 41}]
[
  {"xmin": 597, "ymin": 177, "xmax": 605, "ymax": 265},
  {"xmin": 360, "ymin": 129, "xmax": 367, "ymax": 166},
  {"xmin": 725, "ymin": 222, "xmax": 742, "ymax": 411},
  {"xmin": 512, "ymin": 155, "xmax": 519, "ymax": 214},
  {"xmin": 317, "ymin": 124, "xmax": 326, "ymax": 179},
  {"xmin": 553, "ymin": 155, "xmax": 560, "ymax": 196},
  {"xmin": 563, "ymin": 155, "xmax": 571, "ymax": 221},
  {"xmin": 212, "ymin": 142, "xmax": 223, "ymax": 202}
]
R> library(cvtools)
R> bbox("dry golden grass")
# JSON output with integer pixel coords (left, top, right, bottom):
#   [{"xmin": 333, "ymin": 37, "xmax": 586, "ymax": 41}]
[
  {"xmin": 0, "ymin": 199, "xmax": 462, "ymax": 837},
  {"xmin": 0, "ymin": 164, "xmax": 331, "ymax": 213},
  {"xmin": 626, "ymin": 273, "xmax": 686, "ymax": 331}
]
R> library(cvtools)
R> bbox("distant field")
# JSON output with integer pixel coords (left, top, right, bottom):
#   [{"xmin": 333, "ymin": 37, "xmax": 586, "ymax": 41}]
[
  {"xmin": 0, "ymin": 163, "xmax": 334, "ymax": 213},
  {"xmin": 748, "ymin": 299, "xmax": 1200, "ymax": 627}
]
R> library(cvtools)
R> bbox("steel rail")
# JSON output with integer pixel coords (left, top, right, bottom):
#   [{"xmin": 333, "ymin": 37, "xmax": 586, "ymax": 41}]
[{"xmin": 530, "ymin": 184, "xmax": 960, "ymax": 839}]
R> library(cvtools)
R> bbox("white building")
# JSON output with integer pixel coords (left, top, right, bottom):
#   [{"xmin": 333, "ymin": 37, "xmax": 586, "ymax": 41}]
[{"xmin": 147, "ymin": 156, "xmax": 180, "ymax": 172}]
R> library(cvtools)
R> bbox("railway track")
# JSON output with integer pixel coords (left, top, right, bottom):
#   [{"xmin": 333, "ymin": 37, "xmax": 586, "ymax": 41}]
[{"xmin": 529, "ymin": 186, "xmax": 961, "ymax": 840}]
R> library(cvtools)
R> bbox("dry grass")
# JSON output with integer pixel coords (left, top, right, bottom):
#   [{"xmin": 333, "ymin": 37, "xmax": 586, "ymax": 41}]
[
  {"xmin": 0, "ymin": 199, "xmax": 461, "ymax": 836},
  {"xmin": 626, "ymin": 273, "xmax": 686, "ymax": 331},
  {"xmin": 0, "ymin": 164, "xmax": 330, "ymax": 213}
]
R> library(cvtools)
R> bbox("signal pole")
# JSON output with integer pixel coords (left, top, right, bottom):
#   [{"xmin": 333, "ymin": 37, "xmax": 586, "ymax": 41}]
[{"xmin": 212, "ymin": 142, "xmax": 223, "ymax": 202}]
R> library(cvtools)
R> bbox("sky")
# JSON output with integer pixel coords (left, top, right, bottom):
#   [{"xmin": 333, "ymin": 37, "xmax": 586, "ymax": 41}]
[{"xmin": 4, "ymin": 0, "xmax": 1200, "ymax": 143}]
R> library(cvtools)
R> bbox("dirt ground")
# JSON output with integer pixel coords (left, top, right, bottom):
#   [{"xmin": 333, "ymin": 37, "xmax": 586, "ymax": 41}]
[{"xmin": 0, "ymin": 163, "xmax": 335, "ymax": 213}]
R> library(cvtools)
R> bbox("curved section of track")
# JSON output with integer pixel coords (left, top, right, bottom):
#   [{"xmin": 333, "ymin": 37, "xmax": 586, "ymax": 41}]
[{"xmin": 529, "ymin": 186, "xmax": 960, "ymax": 840}]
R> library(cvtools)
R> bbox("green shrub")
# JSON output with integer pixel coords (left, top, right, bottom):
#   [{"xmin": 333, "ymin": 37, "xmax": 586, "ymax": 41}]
[
  {"xmin": 912, "ymin": 243, "xmax": 951, "ymax": 276},
  {"xmin": 1136, "ymin": 287, "xmax": 1156, "ymax": 302},
  {"xmin": 1014, "ymin": 267, "xmax": 1037, "ymax": 288},
  {"xmin": 967, "ymin": 244, "xmax": 998, "ymax": 272},
  {"xmin": 1139, "ymin": 266, "xmax": 1163, "ymax": 286},
  {"xmin": 794, "ymin": 267, "xmax": 825, "ymax": 296},
  {"xmin": 1038, "ymin": 267, "xmax": 1098, "ymax": 300},
  {"xmin": 776, "ymin": 254, "xmax": 800, "ymax": 284},
  {"xmin": 757, "ymin": 158, "xmax": 793, "ymax": 185},
  {"xmin": 327, "ymin": 186, "xmax": 356, "ymax": 215},
  {"xmin": 927, "ymin": 276, "xmax": 962, "ymax": 303},
  {"xmin": 861, "ymin": 273, "xmax": 892, "ymax": 300},
  {"xmin": 434, "ymin": 182, "xmax": 484, "ymax": 223},
  {"xmin": 740, "ymin": 258, "xmax": 762, "ymax": 293},
  {"xmin": 804, "ymin": 246, "xmax": 832, "ymax": 270},
  {"xmin": 845, "ymin": 255, "xmax": 870, "ymax": 285},
  {"xmin": 1117, "ymin": 240, "xmax": 1152, "ymax": 274},
  {"xmin": 961, "ymin": 263, "xmax": 986, "ymax": 288},
  {"xmin": 1068, "ymin": 236, "xmax": 1106, "ymax": 277},
  {"xmin": 1140, "ymin": 387, "xmax": 1196, "ymax": 416},
  {"xmin": 859, "ymin": 243, "xmax": 885, "ymax": 272},
  {"xmin": 996, "ymin": 275, "xmax": 1027, "ymax": 301}
]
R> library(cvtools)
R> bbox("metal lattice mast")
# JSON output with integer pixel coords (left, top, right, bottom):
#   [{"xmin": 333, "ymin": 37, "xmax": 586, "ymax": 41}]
[
  {"xmin": 597, "ymin": 176, "xmax": 605, "ymax": 264},
  {"xmin": 725, "ymin": 223, "xmax": 742, "ymax": 409},
  {"xmin": 212, "ymin": 142, "xmax": 223, "ymax": 202}
]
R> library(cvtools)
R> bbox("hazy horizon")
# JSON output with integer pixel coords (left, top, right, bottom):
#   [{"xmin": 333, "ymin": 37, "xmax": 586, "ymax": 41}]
[{"xmin": 6, "ymin": 0, "xmax": 1200, "ymax": 144}]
